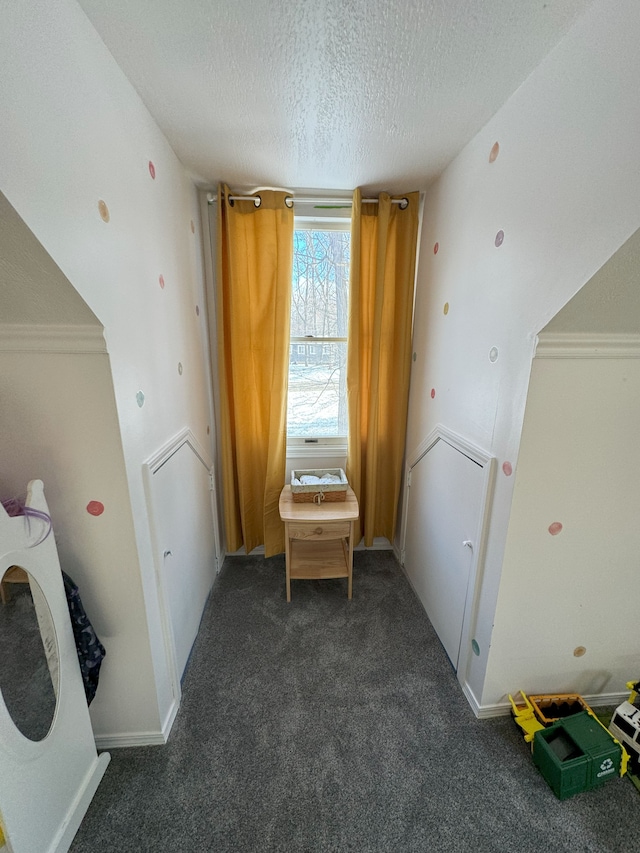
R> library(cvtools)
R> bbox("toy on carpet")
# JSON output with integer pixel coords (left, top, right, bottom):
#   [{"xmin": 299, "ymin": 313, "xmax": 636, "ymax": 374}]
[
  {"xmin": 608, "ymin": 680, "xmax": 640, "ymax": 774},
  {"xmin": 509, "ymin": 690, "xmax": 628, "ymax": 800}
]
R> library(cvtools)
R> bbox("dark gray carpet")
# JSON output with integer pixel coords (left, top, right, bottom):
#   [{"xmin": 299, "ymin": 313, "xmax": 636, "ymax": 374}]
[
  {"xmin": 0, "ymin": 580, "xmax": 57, "ymax": 742},
  {"xmin": 71, "ymin": 552, "xmax": 637, "ymax": 852}
]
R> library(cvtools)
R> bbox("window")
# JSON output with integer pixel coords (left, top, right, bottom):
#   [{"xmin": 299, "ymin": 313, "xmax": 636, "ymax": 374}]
[{"xmin": 287, "ymin": 214, "xmax": 350, "ymax": 444}]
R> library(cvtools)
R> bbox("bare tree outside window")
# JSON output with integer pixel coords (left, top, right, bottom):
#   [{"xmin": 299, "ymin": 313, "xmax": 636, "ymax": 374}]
[{"xmin": 287, "ymin": 229, "xmax": 350, "ymax": 437}]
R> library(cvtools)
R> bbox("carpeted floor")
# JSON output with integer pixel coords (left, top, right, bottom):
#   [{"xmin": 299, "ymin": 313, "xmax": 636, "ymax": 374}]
[
  {"xmin": 0, "ymin": 580, "xmax": 57, "ymax": 742},
  {"xmin": 71, "ymin": 552, "xmax": 638, "ymax": 852}
]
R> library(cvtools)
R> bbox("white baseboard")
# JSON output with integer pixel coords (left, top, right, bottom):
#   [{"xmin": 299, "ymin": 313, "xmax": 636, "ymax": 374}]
[
  {"xmin": 161, "ymin": 697, "xmax": 179, "ymax": 740},
  {"xmin": 229, "ymin": 538, "xmax": 394, "ymax": 558},
  {"xmin": 464, "ymin": 688, "xmax": 629, "ymax": 720},
  {"xmin": 94, "ymin": 731, "xmax": 166, "ymax": 749},
  {"xmin": 354, "ymin": 536, "xmax": 393, "ymax": 551},
  {"xmin": 94, "ymin": 697, "xmax": 179, "ymax": 749}
]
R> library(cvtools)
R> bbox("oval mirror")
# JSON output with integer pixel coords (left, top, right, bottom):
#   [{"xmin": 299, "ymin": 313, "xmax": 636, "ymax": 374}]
[{"xmin": 0, "ymin": 566, "xmax": 59, "ymax": 741}]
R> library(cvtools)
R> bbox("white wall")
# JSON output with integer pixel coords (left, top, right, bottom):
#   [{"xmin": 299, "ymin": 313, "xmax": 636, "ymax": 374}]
[
  {"xmin": 404, "ymin": 0, "xmax": 640, "ymax": 708},
  {"xmin": 485, "ymin": 353, "xmax": 640, "ymax": 703},
  {"xmin": 0, "ymin": 0, "xmax": 216, "ymax": 740},
  {"xmin": 0, "ymin": 348, "xmax": 163, "ymax": 737}
]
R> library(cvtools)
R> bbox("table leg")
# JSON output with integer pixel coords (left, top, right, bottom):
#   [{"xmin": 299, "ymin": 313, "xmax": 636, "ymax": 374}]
[
  {"xmin": 284, "ymin": 523, "xmax": 291, "ymax": 602},
  {"xmin": 347, "ymin": 521, "xmax": 354, "ymax": 599}
]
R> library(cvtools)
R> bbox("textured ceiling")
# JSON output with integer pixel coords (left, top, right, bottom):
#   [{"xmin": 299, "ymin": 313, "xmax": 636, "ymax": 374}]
[
  {"xmin": 0, "ymin": 193, "xmax": 100, "ymax": 326},
  {"xmin": 77, "ymin": 0, "xmax": 594, "ymax": 192}
]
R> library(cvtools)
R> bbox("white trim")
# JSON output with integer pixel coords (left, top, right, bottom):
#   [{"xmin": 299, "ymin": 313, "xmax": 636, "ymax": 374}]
[
  {"xmin": 469, "ymin": 691, "xmax": 629, "ymax": 720},
  {"xmin": 145, "ymin": 426, "xmax": 213, "ymax": 474},
  {"xmin": 354, "ymin": 536, "xmax": 393, "ymax": 551},
  {"xmin": 142, "ymin": 427, "xmax": 219, "ymax": 732},
  {"xmin": 287, "ymin": 443, "xmax": 347, "ymax": 459},
  {"xmin": 0, "ymin": 323, "xmax": 106, "ymax": 353},
  {"xmin": 406, "ymin": 423, "xmax": 495, "ymax": 471},
  {"xmin": 94, "ymin": 730, "xmax": 167, "ymax": 749},
  {"xmin": 461, "ymin": 682, "xmax": 484, "ymax": 718},
  {"xmin": 399, "ymin": 424, "xmax": 496, "ymax": 712},
  {"xmin": 94, "ymin": 696, "xmax": 178, "ymax": 747},
  {"xmin": 535, "ymin": 332, "xmax": 640, "ymax": 358},
  {"xmin": 227, "ymin": 537, "xmax": 393, "ymax": 559}
]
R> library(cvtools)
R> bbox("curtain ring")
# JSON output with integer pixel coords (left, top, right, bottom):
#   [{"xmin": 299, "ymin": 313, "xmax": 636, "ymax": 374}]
[
  {"xmin": 285, "ymin": 196, "xmax": 294, "ymax": 208},
  {"xmin": 254, "ymin": 195, "xmax": 261, "ymax": 208}
]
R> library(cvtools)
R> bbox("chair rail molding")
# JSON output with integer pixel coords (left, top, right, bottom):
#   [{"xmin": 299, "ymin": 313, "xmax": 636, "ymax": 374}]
[
  {"xmin": 0, "ymin": 323, "xmax": 106, "ymax": 353},
  {"xmin": 535, "ymin": 332, "xmax": 640, "ymax": 359}
]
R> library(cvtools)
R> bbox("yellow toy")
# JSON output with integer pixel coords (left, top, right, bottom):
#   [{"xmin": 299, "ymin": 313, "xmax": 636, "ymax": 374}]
[
  {"xmin": 510, "ymin": 690, "xmax": 629, "ymax": 777},
  {"xmin": 508, "ymin": 692, "xmax": 544, "ymax": 745}
]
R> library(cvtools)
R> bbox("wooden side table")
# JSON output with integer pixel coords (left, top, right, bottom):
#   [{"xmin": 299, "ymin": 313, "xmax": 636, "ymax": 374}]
[{"xmin": 279, "ymin": 485, "xmax": 359, "ymax": 601}]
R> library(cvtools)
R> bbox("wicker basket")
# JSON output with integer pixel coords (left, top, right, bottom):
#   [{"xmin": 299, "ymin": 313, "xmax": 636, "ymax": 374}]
[{"xmin": 290, "ymin": 468, "xmax": 348, "ymax": 503}]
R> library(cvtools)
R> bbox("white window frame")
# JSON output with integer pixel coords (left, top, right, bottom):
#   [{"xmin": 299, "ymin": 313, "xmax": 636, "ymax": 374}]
[{"xmin": 287, "ymin": 211, "xmax": 351, "ymax": 454}]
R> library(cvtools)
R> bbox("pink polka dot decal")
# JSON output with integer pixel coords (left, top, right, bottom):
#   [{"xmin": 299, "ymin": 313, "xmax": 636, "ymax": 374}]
[
  {"xmin": 489, "ymin": 142, "xmax": 500, "ymax": 163},
  {"xmin": 98, "ymin": 200, "xmax": 110, "ymax": 223},
  {"xmin": 159, "ymin": 274, "xmax": 165, "ymax": 289},
  {"xmin": 433, "ymin": 242, "xmax": 439, "ymax": 254},
  {"xmin": 548, "ymin": 522, "xmax": 563, "ymax": 536},
  {"xmin": 430, "ymin": 388, "xmax": 436, "ymax": 399},
  {"xmin": 148, "ymin": 160, "xmax": 156, "ymax": 179},
  {"xmin": 495, "ymin": 230, "xmax": 504, "ymax": 247},
  {"xmin": 86, "ymin": 501, "xmax": 104, "ymax": 517},
  {"xmin": 502, "ymin": 461, "xmax": 512, "ymax": 476}
]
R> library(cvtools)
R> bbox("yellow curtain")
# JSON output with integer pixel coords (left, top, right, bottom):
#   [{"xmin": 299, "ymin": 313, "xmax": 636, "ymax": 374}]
[
  {"xmin": 346, "ymin": 189, "xmax": 420, "ymax": 546},
  {"xmin": 216, "ymin": 185, "xmax": 293, "ymax": 556}
]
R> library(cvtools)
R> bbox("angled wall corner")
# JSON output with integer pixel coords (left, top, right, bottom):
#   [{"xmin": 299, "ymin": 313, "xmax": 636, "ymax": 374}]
[{"xmin": 0, "ymin": 193, "xmax": 164, "ymax": 741}]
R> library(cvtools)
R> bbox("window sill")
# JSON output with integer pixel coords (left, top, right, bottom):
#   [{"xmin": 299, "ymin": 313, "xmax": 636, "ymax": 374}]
[{"xmin": 286, "ymin": 443, "xmax": 347, "ymax": 459}]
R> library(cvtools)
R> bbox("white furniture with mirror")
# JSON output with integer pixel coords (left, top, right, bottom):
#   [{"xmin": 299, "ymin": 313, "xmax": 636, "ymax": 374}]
[{"xmin": 0, "ymin": 480, "xmax": 110, "ymax": 853}]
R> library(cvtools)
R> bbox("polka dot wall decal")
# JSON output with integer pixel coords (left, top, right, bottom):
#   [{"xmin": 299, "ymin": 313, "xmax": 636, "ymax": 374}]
[
  {"xmin": 443, "ymin": 302, "xmax": 449, "ymax": 315},
  {"xmin": 548, "ymin": 521, "xmax": 563, "ymax": 536},
  {"xmin": 495, "ymin": 230, "xmax": 504, "ymax": 247},
  {"xmin": 489, "ymin": 141, "xmax": 500, "ymax": 163},
  {"xmin": 136, "ymin": 390, "xmax": 145, "ymax": 408},
  {"xmin": 207, "ymin": 425, "xmax": 210, "ymax": 435},
  {"xmin": 502, "ymin": 461, "xmax": 513, "ymax": 476},
  {"xmin": 412, "ymin": 352, "xmax": 416, "ymax": 362},
  {"xmin": 159, "ymin": 274, "xmax": 165, "ymax": 289},
  {"xmin": 433, "ymin": 242, "xmax": 439, "ymax": 254},
  {"xmin": 148, "ymin": 160, "xmax": 156, "ymax": 179},
  {"xmin": 573, "ymin": 646, "xmax": 586, "ymax": 657},
  {"xmin": 190, "ymin": 220, "xmax": 195, "ymax": 234},
  {"xmin": 430, "ymin": 388, "xmax": 436, "ymax": 399},
  {"xmin": 86, "ymin": 501, "xmax": 104, "ymax": 517},
  {"xmin": 98, "ymin": 200, "xmax": 110, "ymax": 223},
  {"xmin": 471, "ymin": 639, "xmax": 480, "ymax": 656},
  {"xmin": 178, "ymin": 362, "xmax": 183, "ymax": 375},
  {"xmin": 196, "ymin": 305, "xmax": 200, "ymax": 316},
  {"xmin": 489, "ymin": 346, "xmax": 499, "ymax": 363}
]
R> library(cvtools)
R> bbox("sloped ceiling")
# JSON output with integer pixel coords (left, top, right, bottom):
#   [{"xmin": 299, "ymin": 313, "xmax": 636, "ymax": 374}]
[
  {"xmin": 77, "ymin": 0, "xmax": 594, "ymax": 192},
  {"xmin": 0, "ymin": 192, "xmax": 100, "ymax": 326},
  {"xmin": 543, "ymin": 227, "xmax": 640, "ymax": 335}
]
